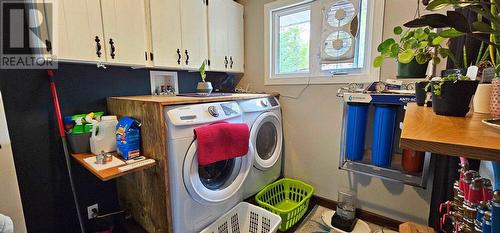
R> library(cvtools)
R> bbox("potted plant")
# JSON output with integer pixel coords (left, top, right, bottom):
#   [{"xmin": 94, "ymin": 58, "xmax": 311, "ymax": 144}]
[
  {"xmin": 196, "ymin": 62, "xmax": 213, "ymax": 95},
  {"xmin": 373, "ymin": 26, "xmax": 456, "ymax": 78},
  {"xmin": 430, "ymin": 74, "xmax": 479, "ymax": 117}
]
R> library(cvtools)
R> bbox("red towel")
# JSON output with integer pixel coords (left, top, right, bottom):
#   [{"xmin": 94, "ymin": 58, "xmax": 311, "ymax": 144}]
[{"xmin": 194, "ymin": 122, "xmax": 250, "ymax": 166}]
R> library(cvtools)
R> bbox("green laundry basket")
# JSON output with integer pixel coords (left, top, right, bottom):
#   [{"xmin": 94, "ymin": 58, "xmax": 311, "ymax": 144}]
[{"xmin": 255, "ymin": 178, "xmax": 315, "ymax": 231}]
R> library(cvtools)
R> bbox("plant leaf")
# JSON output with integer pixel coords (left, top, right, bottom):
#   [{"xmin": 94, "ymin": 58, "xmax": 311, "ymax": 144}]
[
  {"xmin": 377, "ymin": 38, "xmax": 396, "ymax": 53},
  {"xmin": 404, "ymin": 14, "xmax": 450, "ymax": 28},
  {"xmin": 472, "ymin": 21, "xmax": 494, "ymax": 33},
  {"xmin": 419, "ymin": 41, "xmax": 429, "ymax": 49},
  {"xmin": 373, "ymin": 55, "xmax": 385, "ymax": 67},
  {"xmin": 393, "ymin": 26, "xmax": 403, "ymax": 35},
  {"xmin": 426, "ymin": 0, "xmax": 452, "ymax": 10},
  {"xmin": 432, "ymin": 36, "xmax": 444, "ymax": 45},
  {"xmin": 416, "ymin": 52, "xmax": 429, "ymax": 64},
  {"xmin": 446, "ymin": 10, "xmax": 471, "ymax": 33},
  {"xmin": 390, "ymin": 43, "xmax": 400, "ymax": 57},
  {"xmin": 439, "ymin": 28, "xmax": 465, "ymax": 38},
  {"xmin": 398, "ymin": 50, "xmax": 415, "ymax": 64}
]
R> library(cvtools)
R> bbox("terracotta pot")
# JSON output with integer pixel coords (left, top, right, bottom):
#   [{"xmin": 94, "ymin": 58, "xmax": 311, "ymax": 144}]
[
  {"xmin": 402, "ymin": 149, "xmax": 425, "ymax": 174},
  {"xmin": 490, "ymin": 78, "xmax": 500, "ymax": 117}
]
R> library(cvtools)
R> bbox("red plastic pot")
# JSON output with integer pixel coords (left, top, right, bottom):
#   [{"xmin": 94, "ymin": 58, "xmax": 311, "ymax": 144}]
[{"xmin": 402, "ymin": 149, "xmax": 425, "ymax": 174}]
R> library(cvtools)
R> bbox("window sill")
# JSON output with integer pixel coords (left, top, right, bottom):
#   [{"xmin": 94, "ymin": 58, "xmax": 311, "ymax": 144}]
[{"xmin": 264, "ymin": 72, "xmax": 379, "ymax": 86}]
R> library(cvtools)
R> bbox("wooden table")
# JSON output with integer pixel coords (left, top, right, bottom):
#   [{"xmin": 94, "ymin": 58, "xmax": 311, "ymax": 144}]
[
  {"xmin": 71, "ymin": 153, "xmax": 156, "ymax": 181},
  {"xmin": 400, "ymin": 104, "xmax": 500, "ymax": 162}
]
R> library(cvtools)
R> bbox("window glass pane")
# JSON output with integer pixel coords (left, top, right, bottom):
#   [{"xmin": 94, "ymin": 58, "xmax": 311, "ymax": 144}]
[{"xmin": 277, "ymin": 8, "xmax": 310, "ymax": 74}]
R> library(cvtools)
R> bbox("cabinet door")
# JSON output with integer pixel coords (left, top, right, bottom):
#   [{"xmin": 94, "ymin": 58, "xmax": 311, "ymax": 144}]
[
  {"xmin": 227, "ymin": 1, "xmax": 244, "ymax": 72},
  {"xmin": 58, "ymin": 0, "xmax": 104, "ymax": 62},
  {"xmin": 149, "ymin": 0, "xmax": 183, "ymax": 69},
  {"xmin": 180, "ymin": 0, "xmax": 208, "ymax": 70},
  {"xmin": 101, "ymin": 0, "xmax": 148, "ymax": 66},
  {"xmin": 208, "ymin": 0, "xmax": 229, "ymax": 71}
]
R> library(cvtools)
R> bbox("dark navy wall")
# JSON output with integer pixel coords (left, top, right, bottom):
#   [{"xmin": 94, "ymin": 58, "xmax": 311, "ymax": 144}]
[{"xmin": 0, "ymin": 63, "xmax": 216, "ymax": 232}]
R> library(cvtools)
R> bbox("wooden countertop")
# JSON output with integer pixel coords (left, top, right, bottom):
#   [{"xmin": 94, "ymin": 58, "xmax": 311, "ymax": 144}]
[
  {"xmin": 109, "ymin": 93, "xmax": 278, "ymax": 106},
  {"xmin": 72, "ymin": 153, "xmax": 156, "ymax": 181},
  {"xmin": 400, "ymin": 104, "xmax": 500, "ymax": 161}
]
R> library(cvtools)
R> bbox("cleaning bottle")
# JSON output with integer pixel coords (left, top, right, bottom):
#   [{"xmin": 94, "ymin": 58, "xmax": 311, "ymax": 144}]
[{"xmin": 90, "ymin": 116, "xmax": 118, "ymax": 154}]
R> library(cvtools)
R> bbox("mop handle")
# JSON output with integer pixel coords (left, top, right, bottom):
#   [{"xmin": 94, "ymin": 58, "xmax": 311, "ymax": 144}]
[{"xmin": 47, "ymin": 70, "xmax": 65, "ymax": 137}]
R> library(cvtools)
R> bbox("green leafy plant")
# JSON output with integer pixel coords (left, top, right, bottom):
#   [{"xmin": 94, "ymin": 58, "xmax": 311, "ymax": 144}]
[
  {"xmin": 199, "ymin": 62, "xmax": 207, "ymax": 82},
  {"xmin": 429, "ymin": 74, "xmax": 471, "ymax": 95},
  {"xmin": 373, "ymin": 26, "xmax": 455, "ymax": 67},
  {"xmin": 404, "ymin": 0, "xmax": 500, "ymax": 76}
]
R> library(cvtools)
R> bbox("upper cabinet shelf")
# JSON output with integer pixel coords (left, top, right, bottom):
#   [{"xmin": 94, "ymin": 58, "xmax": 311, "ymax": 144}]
[
  {"xmin": 39, "ymin": 0, "xmax": 244, "ymax": 72},
  {"xmin": 400, "ymin": 104, "xmax": 500, "ymax": 162}
]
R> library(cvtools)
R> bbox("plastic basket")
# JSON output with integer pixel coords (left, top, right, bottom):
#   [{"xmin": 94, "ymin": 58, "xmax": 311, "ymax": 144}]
[
  {"xmin": 255, "ymin": 178, "xmax": 315, "ymax": 231},
  {"xmin": 200, "ymin": 202, "xmax": 282, "ymax": 233}
]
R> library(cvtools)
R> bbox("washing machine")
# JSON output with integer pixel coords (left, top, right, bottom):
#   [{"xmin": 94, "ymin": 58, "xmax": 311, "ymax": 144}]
[
  {"xmin": 164, "ymin": 101, "xmax": 254, "ymax": 233},
  {"xmin": 238, "ymin": 97, "xmax": 283, "ymax": 199}
]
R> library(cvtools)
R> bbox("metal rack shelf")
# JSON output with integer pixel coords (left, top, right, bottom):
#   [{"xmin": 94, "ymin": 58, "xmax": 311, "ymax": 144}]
[{"xmin": 339, "ymin": 152, "xmax": 431, "ymax": 188}]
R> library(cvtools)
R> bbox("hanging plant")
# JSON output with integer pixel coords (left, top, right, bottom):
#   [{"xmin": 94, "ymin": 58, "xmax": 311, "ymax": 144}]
[{"xmin": 373, "ymin": 26, "xmax": 456, "ymax": 67}]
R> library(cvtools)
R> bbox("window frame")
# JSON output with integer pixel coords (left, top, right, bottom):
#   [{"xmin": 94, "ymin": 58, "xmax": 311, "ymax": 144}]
[{"xmin": 264, "ymin": 0, "xmax": 386, "ymax": 85}]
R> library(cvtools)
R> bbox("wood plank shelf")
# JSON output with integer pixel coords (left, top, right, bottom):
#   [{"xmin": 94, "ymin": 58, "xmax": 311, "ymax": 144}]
[
  {"xmin": 400, "ymin": 104, "xmax": 500, "ymax": 162},
  {"xmin": 71, "ymin": 153, "xmax": 156, "ymax": 181}
]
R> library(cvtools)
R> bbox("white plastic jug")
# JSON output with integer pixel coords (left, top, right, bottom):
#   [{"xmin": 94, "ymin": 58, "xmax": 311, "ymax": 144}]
[{"xmin": 90, "ymin": 115, "xmax": 118, "ymax": 155}]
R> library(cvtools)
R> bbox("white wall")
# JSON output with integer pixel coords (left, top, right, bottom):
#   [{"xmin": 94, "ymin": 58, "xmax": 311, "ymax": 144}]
[{"xmin": 238, "ymin": 0, "xmax": 437, "ymax": 224}]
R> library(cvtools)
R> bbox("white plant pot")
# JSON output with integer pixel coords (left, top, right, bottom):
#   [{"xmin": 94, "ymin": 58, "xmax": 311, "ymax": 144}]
[
  {"xmin": 473, "ymin": 83, "xmax": 492, "ymax": 114},
  {"xmin": 197, "ymin": 82, "xmax": 213, "ymax": 96}
]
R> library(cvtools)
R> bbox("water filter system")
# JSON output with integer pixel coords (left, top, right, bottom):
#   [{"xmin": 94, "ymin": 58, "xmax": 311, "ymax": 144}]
[{"xmin": 339, "ymin": 88, "xmax": 431, "ymax": 187}]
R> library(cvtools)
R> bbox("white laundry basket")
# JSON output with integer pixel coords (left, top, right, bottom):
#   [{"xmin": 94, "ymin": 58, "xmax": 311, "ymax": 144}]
[{"xmin": 200, "ymin": 202, "xmax": 282, "ymax": 233}]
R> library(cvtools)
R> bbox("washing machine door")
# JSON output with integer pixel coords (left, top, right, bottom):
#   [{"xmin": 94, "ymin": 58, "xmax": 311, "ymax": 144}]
[
  {"xmin": 251, "ymin": 112, "xmax": 283, "ymax": 170},
  {"xmin": 183, "ymin": 140, "xmax": 254, "ymax": 204}
]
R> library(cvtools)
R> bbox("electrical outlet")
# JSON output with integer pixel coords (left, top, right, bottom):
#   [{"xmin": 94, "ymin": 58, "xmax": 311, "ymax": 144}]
[{"xmin": 87, "ymin": 203, "xmax": 98, "ymax": 219}]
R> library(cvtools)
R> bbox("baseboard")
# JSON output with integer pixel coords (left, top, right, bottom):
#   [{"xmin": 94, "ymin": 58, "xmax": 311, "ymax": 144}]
[{"xmin": 312, "ymin": 195, "xmax": 402, "ymax": 231}]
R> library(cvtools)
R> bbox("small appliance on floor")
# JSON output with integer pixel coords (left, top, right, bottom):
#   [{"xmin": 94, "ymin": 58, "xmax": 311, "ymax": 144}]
[
  {"xmin": 164, "ymin": 101, "xmax": 254, "ymax": 233},
  {"xmin": 237, "ymin": 97, "xmax": 283, "ymax": 199}
]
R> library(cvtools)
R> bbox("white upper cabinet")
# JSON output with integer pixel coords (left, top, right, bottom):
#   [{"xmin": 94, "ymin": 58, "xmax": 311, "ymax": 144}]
[
  {"xmin": 54, "ymin": 0, "xmax": 241, "ymax": 71},
  {"xmin": 208, "ymin": 0, "xmax": 244, "ymax": 73},
  {"xmin": 180, "ymin": 0, "xmax": 209, "ymax": 70},
  {"xmin": 149, "ymin": 0, "xmax": 183, "ymax": 69},
  {"xmin": 227, "ymin": 1, "xmax": 244, "ymax": 73},
  {"xmin": 58, "ymin": 0, "xmax": 105, "ymax": 62},
  {"xmin": 101, "ymin": 0, "xmax": 149, "ymax": 66},
  {"xmin": 208, "ymin": 0, "xmax": 229, "ymax": 71}
]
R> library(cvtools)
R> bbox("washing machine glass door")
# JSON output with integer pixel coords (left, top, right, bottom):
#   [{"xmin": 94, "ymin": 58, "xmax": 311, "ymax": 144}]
[
  {"xmin": 251, "ymin": 112, "xmax": 283, "ymax": 170},
  {"xmin": 183, "ymin": 140, "xmax": 254, "ymax": 204}
]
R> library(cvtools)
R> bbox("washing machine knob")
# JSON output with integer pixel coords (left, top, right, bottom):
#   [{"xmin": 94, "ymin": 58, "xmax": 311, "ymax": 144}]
[
  {"xmin": 208, "ymin": 106, "xmax": 219, "ymax": 117},
  {"xmin": 260, "ymin": 100, "xmax": 269, "ymax": 107}
]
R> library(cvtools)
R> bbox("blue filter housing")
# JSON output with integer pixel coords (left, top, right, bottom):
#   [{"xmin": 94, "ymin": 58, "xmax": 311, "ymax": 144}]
[
  {"xmin": 371, "ymin": 105, "xmax": 398, "ymax": 167},
  {"xmin": 494, "ymin": 162, "xmax": 500, "ymax": 190},
  {"xmin": 345, "ymin": 103, "xmax": 369, "ymax": 161}
]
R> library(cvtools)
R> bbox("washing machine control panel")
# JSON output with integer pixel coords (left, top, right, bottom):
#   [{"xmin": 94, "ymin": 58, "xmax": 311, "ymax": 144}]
[{"xmin": 166, "ymin": 101, "xmax": 241, "ymax": 126}]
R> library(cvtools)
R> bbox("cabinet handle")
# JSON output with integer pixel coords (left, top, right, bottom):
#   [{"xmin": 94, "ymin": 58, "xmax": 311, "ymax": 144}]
[
  {"xmin": 224, "ymin": 56, "xmax": 228, "ymax": 68},
  {"xmin": 109, "ymin": 38, "xmax": 116, "ymax": 59},
  {"xmin": 229, "ymin": 56, "xmax": 233, "ymax": 69},
  {"xmin": 177, "ymin": 49, "xmax": 181, "ymax": 65},
  {"xmin": 95, "ymin": 36, "xmax": 102, "ymax": 58},
  {"xmin": 185, "ymin": 50, "xmax": 189, "ymax": 65}
]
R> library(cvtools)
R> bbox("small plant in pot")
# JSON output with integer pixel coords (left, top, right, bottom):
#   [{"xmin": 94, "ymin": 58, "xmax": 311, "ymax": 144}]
[
  {"xmin": 430, "ymin": 74, "xmax": 479, "ymax": 117},
  {"xmin": 373, "ymin": 26, "xmax": 454, "ymax": 78},
  {"xmin": 196, "ymin": 62, "xmax": 213, "ymax": 96}
]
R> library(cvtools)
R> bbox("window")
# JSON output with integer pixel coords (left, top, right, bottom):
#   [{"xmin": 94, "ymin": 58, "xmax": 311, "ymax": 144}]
[
  {"xmin": 264, "ymin": 0, "xmax": 385, "ymax": 85},
  {"xmin": 275, "ymin": 4, "xmax": 311, "ymax": 75}
]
